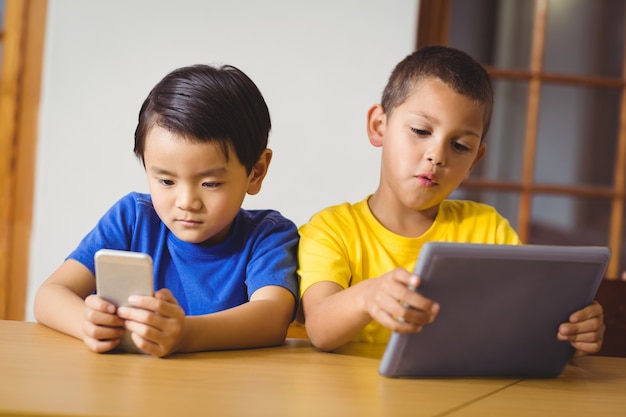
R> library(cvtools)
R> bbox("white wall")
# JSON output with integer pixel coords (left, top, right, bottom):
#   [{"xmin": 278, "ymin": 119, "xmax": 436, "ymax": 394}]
[{"xmin": 26, "ymin": 0, "xmax": 419, "ymax": 320}]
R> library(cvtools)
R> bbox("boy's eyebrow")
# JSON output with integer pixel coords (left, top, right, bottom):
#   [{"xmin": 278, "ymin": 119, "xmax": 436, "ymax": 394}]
[
  {"xmin": 149, "ymin": 166, "xmax": 228, "ymax": 176},
  {"xmin": 459, "ymin": 129, "xmax": 482, "ymax": 140},
  {"xmin": 412, "ymin": 112, "xmax": 482, "ymax": 139}
]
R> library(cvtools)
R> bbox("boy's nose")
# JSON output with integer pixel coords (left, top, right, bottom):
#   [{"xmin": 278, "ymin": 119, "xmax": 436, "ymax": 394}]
[
  {"xmin": 177, "ymin": 189, "xmax": 202, "ymax": 211},
  {"xmin": 428, "ymin": 155, "xmax": 443, "ymax": 166},
  {"xmin": 426, "ymin": 146, "xmax": 446, "ymax": 166}
]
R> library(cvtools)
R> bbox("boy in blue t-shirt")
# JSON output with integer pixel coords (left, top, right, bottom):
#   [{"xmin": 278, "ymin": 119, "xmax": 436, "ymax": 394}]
[{"xmin": 34, "ymin": 65, "xmax": 299, "ymax": 357}]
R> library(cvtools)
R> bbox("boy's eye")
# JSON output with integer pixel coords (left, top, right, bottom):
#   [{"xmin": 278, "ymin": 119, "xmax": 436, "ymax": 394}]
[
  {"xmin": 411, "ymin": 127, "xmax": 430, "ymax": 136},
  {"xmin": 202, "ymin": 182, "xmax": 221, "ymax": 189},
  {"xmin": 452, "ymin": 141, "xmax": 470, "ymax": 152},
  {"xmin": 158, "ymin": 179, "xmax": 174, "ymax": 186}
]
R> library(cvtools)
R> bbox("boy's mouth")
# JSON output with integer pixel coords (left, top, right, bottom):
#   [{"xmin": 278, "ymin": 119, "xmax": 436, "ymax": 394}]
[
  {"xmin": 416, "ymin": 172, "xmax": 439, "ymax": 186},
  {"xmin": 177, "ymin": 218, "xmax": 202, "ymax": 227}
]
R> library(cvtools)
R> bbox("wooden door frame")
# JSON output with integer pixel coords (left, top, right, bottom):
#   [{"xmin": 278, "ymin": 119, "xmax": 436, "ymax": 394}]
[
  {"xmin": 416, "ymin": 0, "xmax": 450, "ymax": 49},
  {"xmin": 0, "ymin": 0, "xmax": 47, "ymax": 320}
]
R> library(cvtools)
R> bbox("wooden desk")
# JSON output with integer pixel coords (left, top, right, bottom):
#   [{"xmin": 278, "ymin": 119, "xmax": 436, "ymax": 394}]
[
  {"xmin": 1, "ymin": 320, "xmax": 624, "ymax": 417},
  {"xmin": 449, "ymin": 356, "xmax": 626, "ymax": 417}
]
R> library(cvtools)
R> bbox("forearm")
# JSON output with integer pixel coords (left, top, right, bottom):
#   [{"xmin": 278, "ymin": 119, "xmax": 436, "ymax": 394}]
[
  {"xmin": 175, "ymin": 299, "xmax": 293, "ymax": 353},
  {"xmin": 304, "ymin": 282, "xmax": 374, "ymax": 352},
  {"xmin": 34, "ymin": 282, "xmax": 87, "ymax": 340},
  {"xmin": 33, "ymin": 259, "xmax": 99, "ymax": 340}
]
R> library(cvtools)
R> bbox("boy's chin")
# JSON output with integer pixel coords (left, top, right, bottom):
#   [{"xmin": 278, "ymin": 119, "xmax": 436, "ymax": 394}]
[
  {"xmin": 170, "ymin": 229, "xmax": 213, "ymax": 245},
  {"xmin": 172, "ymin": 228, "xmax": 230, "ymax": 246}
]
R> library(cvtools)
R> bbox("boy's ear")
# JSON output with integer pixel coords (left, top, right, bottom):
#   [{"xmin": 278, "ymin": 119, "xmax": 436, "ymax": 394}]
[
  {"xmin": 247, "ymin": 149, "xmax": 272, "ymax": 195},
  {"xmin": 367, "ymin": 104, "xmax": 386, "ymax": 147},
  {"xmin": 468, "ymin": 143, "xmax": 487, "ymax": 175}
]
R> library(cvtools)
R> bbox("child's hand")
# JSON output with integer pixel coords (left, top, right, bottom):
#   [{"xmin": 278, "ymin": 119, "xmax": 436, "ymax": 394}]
[
  {"xmin": 83, "ymin": 294, "xmax": 125, "ymax": 353},
  {"xmin": 117, "ymin": 288, "xmax": 185, "ymax": 358},
  {"xmin": 557, "ymin": 300, "xmax": 605, "ymax": 358},
  {"xmin": 368, "ymin": 268, "xmax": 439, "ymax": 333}
]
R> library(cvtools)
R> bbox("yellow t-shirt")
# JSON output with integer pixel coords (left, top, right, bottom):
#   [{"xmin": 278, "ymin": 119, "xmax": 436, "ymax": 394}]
[{"xmin": 297, "ymin": 197, "xmax": 521, "ymax": 343}]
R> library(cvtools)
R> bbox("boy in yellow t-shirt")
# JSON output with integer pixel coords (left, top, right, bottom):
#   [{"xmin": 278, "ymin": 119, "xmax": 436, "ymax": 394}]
[{"xmin": 297, "ymin": 46, "xmax": 605, "ymax": 355}]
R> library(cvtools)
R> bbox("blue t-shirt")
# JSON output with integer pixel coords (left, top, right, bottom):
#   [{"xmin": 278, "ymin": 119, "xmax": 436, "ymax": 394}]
[{"xmin": 68, "ymin": 192, "xmax": 299, "ymax": 316}]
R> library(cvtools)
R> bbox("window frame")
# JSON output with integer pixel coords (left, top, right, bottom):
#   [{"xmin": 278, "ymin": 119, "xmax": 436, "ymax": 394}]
[{"xmin": 417, "ymin": 0, "xmax": 626, "ymax": 279}]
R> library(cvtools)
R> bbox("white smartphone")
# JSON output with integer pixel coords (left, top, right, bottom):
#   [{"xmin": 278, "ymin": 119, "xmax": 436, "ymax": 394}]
[{"xmin": 95, "ymin": 249, "xmax": 154, "ymax": 353}]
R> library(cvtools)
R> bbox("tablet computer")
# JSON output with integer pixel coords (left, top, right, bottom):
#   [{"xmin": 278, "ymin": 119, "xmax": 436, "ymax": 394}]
[{"xmin": 378, "ymin": 242, "xmax": 610, "ymax": 378}]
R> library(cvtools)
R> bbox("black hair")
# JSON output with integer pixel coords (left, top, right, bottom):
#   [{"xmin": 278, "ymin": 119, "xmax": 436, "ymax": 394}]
[{"xmin": 134, "ymin": 64, "xmax": 271, "ymax": 173}]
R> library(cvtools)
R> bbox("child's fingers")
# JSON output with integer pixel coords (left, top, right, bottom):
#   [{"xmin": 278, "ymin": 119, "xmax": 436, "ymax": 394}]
[
  {"xmin": 82, "ymin": 319, "xmax": 124, "ymax": 341},
  {"xmin": 122, "ymin": 307, "xmax": 184, "ymax": 357},
  {"xmin": 373, "ymin": 285, "xmax": 438, "ymax": 331},
  {"xmin": 83, "ymin": 336, "xmax": 121, "ymax": 353},
  {"xmin": 569, "ymin": 300, "xmax": 603, "ymax": 323},
  {"xmin": 84, "ymin": 296, "xmax": 125, "ymax": 327},
  {"xmin": 154, "ymin": 288, "xmax": 176, "ymax": 302},
  {"xmin": 85, "ymin": 294, "xmax": 117, "ymax": 314},
  {"xmin": 392, "ymin": 285, "xmax": 439, "ymax": 319},
  {"xmin": 84, "ymin": 308, "xmax": 125, "ymax": 328},
  {"xmin": 124, "ymin": 290, "xmax": 181, "ymax": 316},
  {"xmin": 570, "ymin": 341, "xmax": 602, "ymax": 357},
  {"xmin": 563, "ymin": 320, "xmax": 604, "ymax": 337},
  {"xmin": 385, "ymin": 270, "xmax": 437, "ymax": 314}
]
